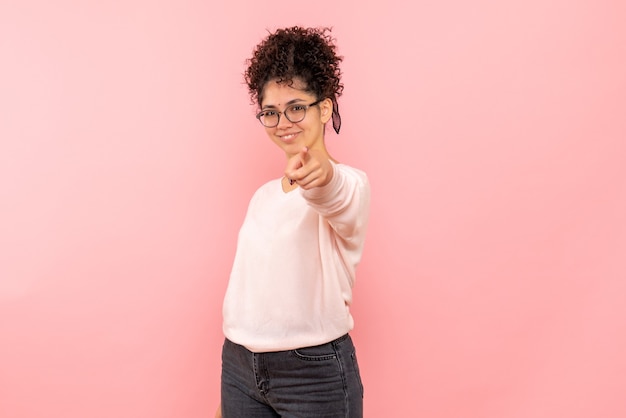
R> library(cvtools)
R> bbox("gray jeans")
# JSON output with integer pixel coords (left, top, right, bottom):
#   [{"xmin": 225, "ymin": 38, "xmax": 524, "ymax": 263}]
[{"xmin": 221, "ymin": 334, "xmax": 364, "ymax": 418}]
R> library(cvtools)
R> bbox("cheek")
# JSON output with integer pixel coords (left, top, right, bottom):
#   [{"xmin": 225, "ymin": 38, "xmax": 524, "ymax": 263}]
[
  {"xmin": 263, "ymin": 126, "xmax": 275, "ymax": 137},
  {"xmin": 310, "ymin": 121, "xmax": 325, "ymax": 135}
]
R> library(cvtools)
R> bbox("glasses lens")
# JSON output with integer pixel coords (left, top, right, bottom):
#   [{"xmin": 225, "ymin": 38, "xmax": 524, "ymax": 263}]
[
  {"xmin": 285, "ymin": 105, "xmax": 307, "ymax": 123},
  {"xmin": 259, "ymin": 111, "xmax": 278, "ymax": 127}
]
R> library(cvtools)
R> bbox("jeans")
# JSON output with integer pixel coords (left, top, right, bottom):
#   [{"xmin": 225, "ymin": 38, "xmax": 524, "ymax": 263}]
[{"xmin": 221, "ymin": 334, "xmax": 364, "ymax": 418}]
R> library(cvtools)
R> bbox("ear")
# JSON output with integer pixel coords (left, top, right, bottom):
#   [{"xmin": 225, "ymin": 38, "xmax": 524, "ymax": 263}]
[{"xmin": 319, "ymin": 98, "xmax": 333, "ymax": 124}]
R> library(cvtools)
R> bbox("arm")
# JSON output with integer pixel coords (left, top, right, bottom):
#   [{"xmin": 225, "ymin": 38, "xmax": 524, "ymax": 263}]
[
  {"xmin": 285, "ymin": 147, "xmax": 370, "ymax": 242},
  {"xmin": 302, "ymin": 161, "xmax": 370, "ymax": 242}
]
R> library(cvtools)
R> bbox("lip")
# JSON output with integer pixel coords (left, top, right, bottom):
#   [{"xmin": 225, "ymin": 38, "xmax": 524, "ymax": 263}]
[{"xmin": 277, "ymin": 132, "xmax": 300, "ymax": 143}]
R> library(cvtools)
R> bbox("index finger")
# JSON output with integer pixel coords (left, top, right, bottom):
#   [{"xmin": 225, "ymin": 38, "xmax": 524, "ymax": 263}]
[{"xmin": 285, "ymin": 147, "xmax": 309, "ymax": 178}]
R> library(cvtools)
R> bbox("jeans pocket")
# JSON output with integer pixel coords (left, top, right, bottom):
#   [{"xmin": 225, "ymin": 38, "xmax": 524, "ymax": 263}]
[
  {"xmin": 351, "ymin": 350, "xmax": 364, "ymax": 397},
  {"xmin": 292, "ymin": 342, "xmax": 337, "ymax": 361}
]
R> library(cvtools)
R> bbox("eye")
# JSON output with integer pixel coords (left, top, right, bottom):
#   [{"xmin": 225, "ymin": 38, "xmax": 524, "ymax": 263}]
[
  {"xmin": 289, "ymin": 105, "xmax": 306, "ymax": 112},
  {"xmin": 261, "ymin": 110, "xmax": 278, "ymax": 117}
]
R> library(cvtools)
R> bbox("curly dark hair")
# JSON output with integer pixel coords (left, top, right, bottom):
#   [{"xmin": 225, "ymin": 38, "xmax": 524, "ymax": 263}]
[{"xmin": 244, "ymin": 26, "xmax": 343, "ymax": 106}]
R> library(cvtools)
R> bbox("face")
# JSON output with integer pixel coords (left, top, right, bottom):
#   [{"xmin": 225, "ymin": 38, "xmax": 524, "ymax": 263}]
[{"xmin": 259, "ymin": 78, "xmax": 333, "ymax": 158}]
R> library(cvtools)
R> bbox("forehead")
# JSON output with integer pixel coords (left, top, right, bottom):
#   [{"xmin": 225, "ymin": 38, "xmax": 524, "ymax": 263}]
[{"xmin": 260, "ymin": 78, "xmax": 314, "ymax": 107}]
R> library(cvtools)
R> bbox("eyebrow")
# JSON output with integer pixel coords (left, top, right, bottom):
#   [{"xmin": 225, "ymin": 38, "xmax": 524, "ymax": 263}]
[{"xmin": 261, "ymin": 98, "xmax": 308, "ymax": 110}]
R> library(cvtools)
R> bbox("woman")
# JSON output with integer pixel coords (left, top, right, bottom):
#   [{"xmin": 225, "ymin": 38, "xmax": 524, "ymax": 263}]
[{"xmin": 217, "ymin": 26, "xmax": 370, "ymax": 418}]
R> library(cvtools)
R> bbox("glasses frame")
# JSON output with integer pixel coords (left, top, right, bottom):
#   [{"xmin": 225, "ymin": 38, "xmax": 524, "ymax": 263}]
[{"xmin": 255, "ymin": 99, "xmax": 325, "ymax": 128}]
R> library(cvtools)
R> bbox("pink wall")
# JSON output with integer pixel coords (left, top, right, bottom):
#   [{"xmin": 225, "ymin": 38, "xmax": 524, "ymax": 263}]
[{"xmin": 1, "ymin": 1, "xmax": 625, "ymax": 417}]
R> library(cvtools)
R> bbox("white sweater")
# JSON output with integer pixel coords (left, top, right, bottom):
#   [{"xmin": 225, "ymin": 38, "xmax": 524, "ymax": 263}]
[{"xmin": 222, "ymin": 162, "xmax": 371, "ymax": 352}]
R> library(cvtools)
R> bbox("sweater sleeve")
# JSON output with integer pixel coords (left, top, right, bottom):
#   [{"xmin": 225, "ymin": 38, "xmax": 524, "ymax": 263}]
[{"xmin": 300, "ymin": 162, "xmax": 371, "ymax": 245}]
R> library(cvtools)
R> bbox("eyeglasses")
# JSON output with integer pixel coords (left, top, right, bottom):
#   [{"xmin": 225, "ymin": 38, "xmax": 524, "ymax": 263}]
[{"xmin": 256, "ymin": 99, "xmax": 324, "ymax": 128}]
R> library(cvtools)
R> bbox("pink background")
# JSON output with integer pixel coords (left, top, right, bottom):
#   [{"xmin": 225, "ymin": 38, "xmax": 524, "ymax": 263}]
[{"xmin": 1, "ymin": 1, "xmax": 625, "ymax": 417}]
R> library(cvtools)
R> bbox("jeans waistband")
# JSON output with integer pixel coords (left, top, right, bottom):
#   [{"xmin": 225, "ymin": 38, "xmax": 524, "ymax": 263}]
[
  {"xmin": 225, "ymin": 333, "xmax": 351, "ymax": 354},
  {"xmin": 330, "ymin": 333, "xmax": 350, "ymax": 346}
]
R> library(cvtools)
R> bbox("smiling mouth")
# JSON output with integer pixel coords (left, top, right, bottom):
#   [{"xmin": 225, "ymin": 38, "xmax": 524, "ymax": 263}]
[{"xmin": 279, "ymin": 133, "xmax": 298, "ymax": 142}]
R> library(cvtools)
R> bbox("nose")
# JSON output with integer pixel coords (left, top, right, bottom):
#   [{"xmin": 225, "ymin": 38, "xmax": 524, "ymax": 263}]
[{"xmin": 276, "ymin": 112, "xmax": 294, "ymax": 129}]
